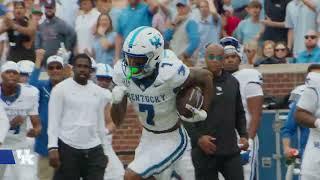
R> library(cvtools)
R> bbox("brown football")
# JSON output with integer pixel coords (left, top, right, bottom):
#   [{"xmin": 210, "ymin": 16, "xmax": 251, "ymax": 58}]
[{"xmin": 176, "ymin": 87, "xmax": 203, "ymax": 118}]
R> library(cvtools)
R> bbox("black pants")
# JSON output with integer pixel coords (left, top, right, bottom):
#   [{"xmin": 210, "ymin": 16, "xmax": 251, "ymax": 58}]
[
  {"xmin": 192, "ymin": 147, "xmax": 243, "ymax": 180},
  {"xmin": 53, "ymin": 139, "xmax": 108, "ymax": 180}
]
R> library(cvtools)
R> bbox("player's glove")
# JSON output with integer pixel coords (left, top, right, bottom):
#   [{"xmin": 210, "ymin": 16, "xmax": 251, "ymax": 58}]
[
  {"xmin": 112, "ymin": 86, "xmax": 127, "ymax": 104},
  {"xmin": 180, "ymin": 104, "xmax": 207, "ymax": 122}
]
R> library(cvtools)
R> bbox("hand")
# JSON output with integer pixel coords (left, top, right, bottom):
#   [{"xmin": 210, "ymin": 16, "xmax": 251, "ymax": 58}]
[
  {"xmin": 261, "ymin": 16, "xmax": 272, "ymax": 26},
  {"xmin": 239, "ymin": 137, "xmax": 249, "ymax": 151},
  {"xmin": 4, "ymin": 16, "xmax": 14, "ymax": 29},
  {"xmin": 112, "ymin": 86, "xmax": 127, "ymax": 104},
  {"xmin": 10, "ymin": 116, "xmax": 24, "ymax": 128},
  {"xmin": 57, "ymin": 47, "xmax": 71, "ymax": 65},
  {"xmin": 49, "ymin": 149, "xmax": 60, "ymax": 168},
  {"xmin": 36, "ymin": 49, "xmax": 46, "ymax": 62},
  {"xmin": 284, "ymin": 147, "xmax": 299, "ymax": 158},
  {"xmin": 26, "ymin": 128, "xmax": 41, "ymax": 137},
  {"xmin": 198, "ymin": 135, "xmax": 216, "ymax": 155},
  {"xmin": 173, "ymin": 15, "xmax": 187, "ymax": 25}
]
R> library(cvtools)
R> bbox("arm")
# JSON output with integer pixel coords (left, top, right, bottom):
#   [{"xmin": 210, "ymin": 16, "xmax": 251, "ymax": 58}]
[
  {"xmin": 302, "ymin": 0, "xmax": 317, "ymax": 12},
  {"xmin": 63, "ymin": 22, "xmax": 77, "ymax": 51},
  {"xmin": 111, "ymin": 96, "xmax": 127, "ymax": 127},
  {"xmin": 114, "ymin": 33, "xmax": 123, "ymax": 61},
  {"xmin": 12, "ymin": 18, "xmax": 36, "ymax": 37},
  {"xmin": 281, "ymin": 102, "xmax": 298, "ymax": 156},
  {"xmin": 0, "ymin": 105, "xmax": 9, "ymax": 145},
  {"xmin": 295, "ymin": 107, "xmax": 317, "ymax": 128},
  {"xmin": 27, "ymin": 90, "xmax": 42, "ymax": 137},
  {"xmin": 145, "ymin": 0, "xmax": 159, "ymax": 15},
  {"xmin": 163, "ymin": 28, "xmax": 174, "ymax": 42},
  {"xmin": 105, "ymin": 104, "xmax": 116, "ymax": 134},
  {"xmin": 246, "ymin": 83, "xmax": 264, "ymax": 139},
  {"xmin": 287, "ymin": 29, "xmax": 293, "ymax": 51},
  {"xmin": 184, "ymin": 20, "xmax": 200, "ymax": 57},
  {"xmin": 48, "ymin": 87, "xmax": 64, "ymax": 150},
  {"xmin": 29, "ymin": 49, "xmax": 46, "ymax": 86}
]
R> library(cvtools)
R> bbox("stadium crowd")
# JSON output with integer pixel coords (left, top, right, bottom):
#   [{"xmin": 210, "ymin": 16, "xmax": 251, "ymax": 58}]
[{"xmin": 0, "ymin": 0, "xmax": 319, "ymax": 180}]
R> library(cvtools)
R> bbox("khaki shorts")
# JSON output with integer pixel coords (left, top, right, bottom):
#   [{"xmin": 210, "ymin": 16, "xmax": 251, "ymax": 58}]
[{"xmin": 38, "ymin": 156, "xmax": 54, "ymax": 180}]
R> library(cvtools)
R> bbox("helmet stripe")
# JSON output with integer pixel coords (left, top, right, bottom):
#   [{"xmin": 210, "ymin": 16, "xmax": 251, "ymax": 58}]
[{"xmin": 128, "ymin": 26, "xmax": 148, "ymax": 49}]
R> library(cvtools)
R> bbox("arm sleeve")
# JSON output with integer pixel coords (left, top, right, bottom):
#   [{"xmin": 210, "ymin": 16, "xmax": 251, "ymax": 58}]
[
  {"xmin": 163, "ymin": 28, "xmax": 174, "ymax": 42},
  {"xmin": 28, "ymin": 89, "xmax": 39, "ymax": 116},
  {"xmin": 168, "ymin": 61, "xmax": 190, "ymax": 89},
  {"xmin": 34, "ymin": 31, "xmax": 41, "ymax": 49},
  {"xmin": 48, "ymin": 86, "xmax": 64, "ymax": 149},
  {"xmin": 235, "ymin": 81, "xmax": 248, "ymax": 138},
  {"xmin": 29, "ymin": 68, "xmax": 41, "ymax": 87},
  {"xmin": 297, "ymin": 88, "xmax": 318, "ymax": 114},
  {"xmin": 284, "ymin": 4, "xmax": 294, "ymax": 28},
  {"xmin": 281, "ymin": 102, "xmax": 298, "ymax": 138},
  {"xmin": 245, "ymin": 83, "xmax": 264, "ymax": 98},
  {"xmin": 184, "ymin": 20, "xmax": 200, "ymax": 56},
  {"xmin": 0, "ymin": 104, "xmax": 9, "ymax": 144}
]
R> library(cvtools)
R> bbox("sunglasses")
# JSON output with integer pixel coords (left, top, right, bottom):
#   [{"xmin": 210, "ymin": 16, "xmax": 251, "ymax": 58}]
[
  {"xmin": 207, "ymin": 54, "xmax": 224, "ymax": 61},
  {"xmin": 275, "ymin": 48, "xmax": 286, "ymax": 52},
  {"xmin": 304, "ymin": 35, "xmax": 317, "ymax": 39},
  {"xmin": 47, "ymin": 65, "xmax": 63, "ymax": 70}
]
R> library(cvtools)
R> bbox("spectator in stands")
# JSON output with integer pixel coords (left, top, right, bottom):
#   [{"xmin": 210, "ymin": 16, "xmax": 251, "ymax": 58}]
[
  {"xmin": 75, "ymin": 0, "xmax": 100, "ymax": 54},
  {"xmin": 285, "ymin": 0, "xmax": 317, "ymax": 56},
  {"xmin": 296, "ymin": 30, "xmax": 320, "ymax": 63},
  {"xmin": 114, "ymin": 0, "xmax": 159, "ymax": 61},
  {"xmin": 243, "ymin": 41, "xmax": 259, "ymax": 65},
  {"xmin": 31, "ymin": 4, "xmax": 43, "ymax": 25},
  {"xmin": 91, "ymin": 13, "xmax": 116, "ymax": 66},
  {"xmin": 273, "ymin": 42, "xmax": 292, "ymax": 63},
  {"xmin": 233, "ymin": 1, "xmax": 263, "ymax": 44},
  {"xmin": 195, "ymin": 0, "xmax": 221, "ymax": 66},
  {"xmin": 55, "ymin": 0, "xmax": 79, "ymax": 28},
  {"xmin": 152, "ymin": 0, "xmax": 171, "ymax": 34},
  {"xmin": 221, "ymin": 4, "xmax": 241, "ymax": 37},
  {"xmin": 254, "ymin": 40, "xmax": 281, "ymax": 66},
  {"xmin": 164, "ymin": 0, "xmax": 200, "ymax": 66},
  {"xmin": 0, "ymin": 1, "xmax": 37, "ymax": 62},
  {"xmin": 35, "ymin": 0, "xmax": 76, "ymax": 64},
  {"xmin": 95, "ymin": 0, "xmax": 122, "ymax": 30},
  {"xmin": 30, "ymin": 49, "xmax": 66, "ymax": 180},
  {"xmin": 261, "ymin": 0, "xmax": 290, "ymax": 43}
]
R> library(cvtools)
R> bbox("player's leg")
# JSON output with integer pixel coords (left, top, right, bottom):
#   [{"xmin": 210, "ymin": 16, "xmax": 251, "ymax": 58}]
[
  {"xmin": 243, "ymin": 136, "xmax": 259, "ymax": 180},
  {"xmin": 103, "ymin": 140, "xmax": 124, "ymax": 180},
  {"xmin": 300, "ymin": 145, "xmax": 320, "ymax": 180},
  {"xmin": 219, "ymin": 153, "xmax": 244, "ymax": 180},
  {"xmin": 83, "ymin": 145, "xmax": 108, "ymax": 180},
  {"xmin": 173, "ymin": 138, "xmax": 195, "ymax": 180},
  {"xmin": 53, "ymin": 140, "xmax": 81, "ymax": 180}
]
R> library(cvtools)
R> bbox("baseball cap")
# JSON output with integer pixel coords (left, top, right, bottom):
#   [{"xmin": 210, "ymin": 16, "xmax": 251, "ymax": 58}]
[
  {"xmin": 47, "ymin": 55, "xmax": 64, "ymax": 66},
  {"xmin": 31, "ymin": 4, "xmax": 43, "ymax": 15},
  {"xmin": 1, "ymin": 61, "xmax": 20, "ymax": 73},
  {"xmin": 44, "ymin": 0, "xmax": 56, "ymax": 8},
  {"xmin": 17, "ymin": 60, "xmax": 35, "ymax": 75},
  {"xmin": 96, "ymin": 63, "xmax": 113, "ymax": 78},
  {"xmin": 176, "ymin": 0, "xmax": 188, "ymax": 6}
]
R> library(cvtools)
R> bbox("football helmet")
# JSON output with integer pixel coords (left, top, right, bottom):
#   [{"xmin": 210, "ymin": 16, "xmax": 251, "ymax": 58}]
[
  {"xmin": 122, "ymin": 26, "xmax": 164, "ymax": 79},
  {"xmin": 96, "ymin": 63, "xmax": 113, "ymax": 78}
]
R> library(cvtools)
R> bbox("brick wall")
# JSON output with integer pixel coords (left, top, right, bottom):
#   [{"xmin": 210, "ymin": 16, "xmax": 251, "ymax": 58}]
[{"xmin": 112, "ymin": 64, "xmax": 310, "ymax": 165}]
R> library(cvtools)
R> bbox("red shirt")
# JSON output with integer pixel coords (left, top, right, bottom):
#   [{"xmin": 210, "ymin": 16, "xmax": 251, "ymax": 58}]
[{"xmin": 224, "ymin": 16, "xmax": 241, "ymax": 36}]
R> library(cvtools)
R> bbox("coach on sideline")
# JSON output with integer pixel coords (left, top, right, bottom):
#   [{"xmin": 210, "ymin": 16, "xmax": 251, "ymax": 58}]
[
  {"xmin": 47, "ymin": 54, "xmax": 109, "ymax": 180},
  {"xmin": 189, "ymin": 44, "xmax": 248, "ymax": 180}
]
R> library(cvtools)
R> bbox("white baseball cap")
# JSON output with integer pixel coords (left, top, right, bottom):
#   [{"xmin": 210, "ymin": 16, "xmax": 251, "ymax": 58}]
[
  {"xmin": 1, "ymin": 61, "xmax": 20, "ymax": 73},
  {"xmin": 224, "ymin": 45, "xmax": 242, "ymax": 60},
  {"xmin": 17, "ymin": 60, "xmax": 35, "ymax": 75},
  {"xmin": 46, "ymin": 55, "xmax": 64, "ymax": 66},
  {"xmin": 96, "ymin": 63, "xmax": 113, "ymax": 78}
]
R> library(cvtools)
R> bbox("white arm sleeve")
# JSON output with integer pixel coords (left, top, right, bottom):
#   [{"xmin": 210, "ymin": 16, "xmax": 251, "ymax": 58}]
[
  {"xmin": 48, "ymin": 87, "xmax": 64, "ymax": 149},
  {"xmin": 28, "ymin": 89, "xmax": 40, "ymax": 116},
  {"xmin": 297, "ymin": 87, "xmax": 318, "ymax": 114},
  {"xmin": 245, "ymin": 83, "xmax": 264, "ymax": 99},
  {"xmin": 0, "ymin": 104, "xmax": 9, "ymax": 144}
]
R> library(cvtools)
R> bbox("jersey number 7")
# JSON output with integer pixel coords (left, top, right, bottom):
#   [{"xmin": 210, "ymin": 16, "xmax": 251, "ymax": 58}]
[{"xmin": 139, "ymin": 104, "xmax": 155, "ymax": 126}]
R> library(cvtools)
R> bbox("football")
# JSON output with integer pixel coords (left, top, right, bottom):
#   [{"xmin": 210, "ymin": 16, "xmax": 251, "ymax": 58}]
[{"xmin": 176, "ymin": 86, "xmax": 204, "ymax": 118}]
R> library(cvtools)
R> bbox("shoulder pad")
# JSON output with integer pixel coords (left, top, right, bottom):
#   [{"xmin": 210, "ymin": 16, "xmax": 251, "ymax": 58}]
[
  {"xmin": 305, "ymin": 72, "xmax": 320, "ymax": 89},
  {"xmin": 161, "ymin": 49, "xmax": 180, "ymax": 61},
  {"xmin": 289, "ymin": 85, "xmax": 306, "ymax": 102},
  {"xmin": 113, "ymin": 60, "xmax": 126, "ymax": 86},
  {"xmin": 155, "ymin": 60, "xmax": 188, "ymax": 85},
  {"xmin": 234, "ymin": 68, "xmax": 263, "ymax": 85}
]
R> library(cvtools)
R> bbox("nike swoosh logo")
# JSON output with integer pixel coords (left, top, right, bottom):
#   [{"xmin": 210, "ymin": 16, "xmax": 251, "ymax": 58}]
[{"xmin": 154, "ymin": 84, "xmax": 162, "ymax": 88}]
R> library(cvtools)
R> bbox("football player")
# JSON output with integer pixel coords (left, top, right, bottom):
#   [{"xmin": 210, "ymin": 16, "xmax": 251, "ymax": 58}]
[
  {"xmin": 220, "ymin": 37, "xmax": 264, "ymax": 180},
  {"xmin": 111, "ymin": 26, "xmax": 213, "ymax": 180},
  {"xmin": 0, "ymin": 61, "xmax": 41, "ymax": 180},
  {"xmin": 95, "ymin": 63, "xmax": 125, "ymax": 180}
]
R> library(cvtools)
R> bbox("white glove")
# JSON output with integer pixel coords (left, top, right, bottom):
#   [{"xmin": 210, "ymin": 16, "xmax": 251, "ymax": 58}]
[
  {"xmin": 112, "ymin": 86, "xmax": 127, "ymax": 104},
  {"xmin": 57, "ymin": 47, "xmax": 71, "ymax": 64},
  {"xmin": 314, "ymin": 119, "xmax": 320, "ymax": 130},
  {"xmin": 180, "ymin": 104, "xmax": 207, "ymax": 122}
]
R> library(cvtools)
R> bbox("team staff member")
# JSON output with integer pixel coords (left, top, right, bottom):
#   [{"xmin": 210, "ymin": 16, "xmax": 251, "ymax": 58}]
[
  {"xmin": 190, "ymin": 44, "xmax": 248, "ymax": 180},
  {"xmin": 48, "ymin": 54, "xmax": 109, "ymax": 180}
]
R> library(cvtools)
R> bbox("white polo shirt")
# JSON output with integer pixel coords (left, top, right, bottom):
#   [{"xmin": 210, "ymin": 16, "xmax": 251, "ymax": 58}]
[{"xmin": 48, "ymin": 78, "xmax": 111, "ymax": 150}]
